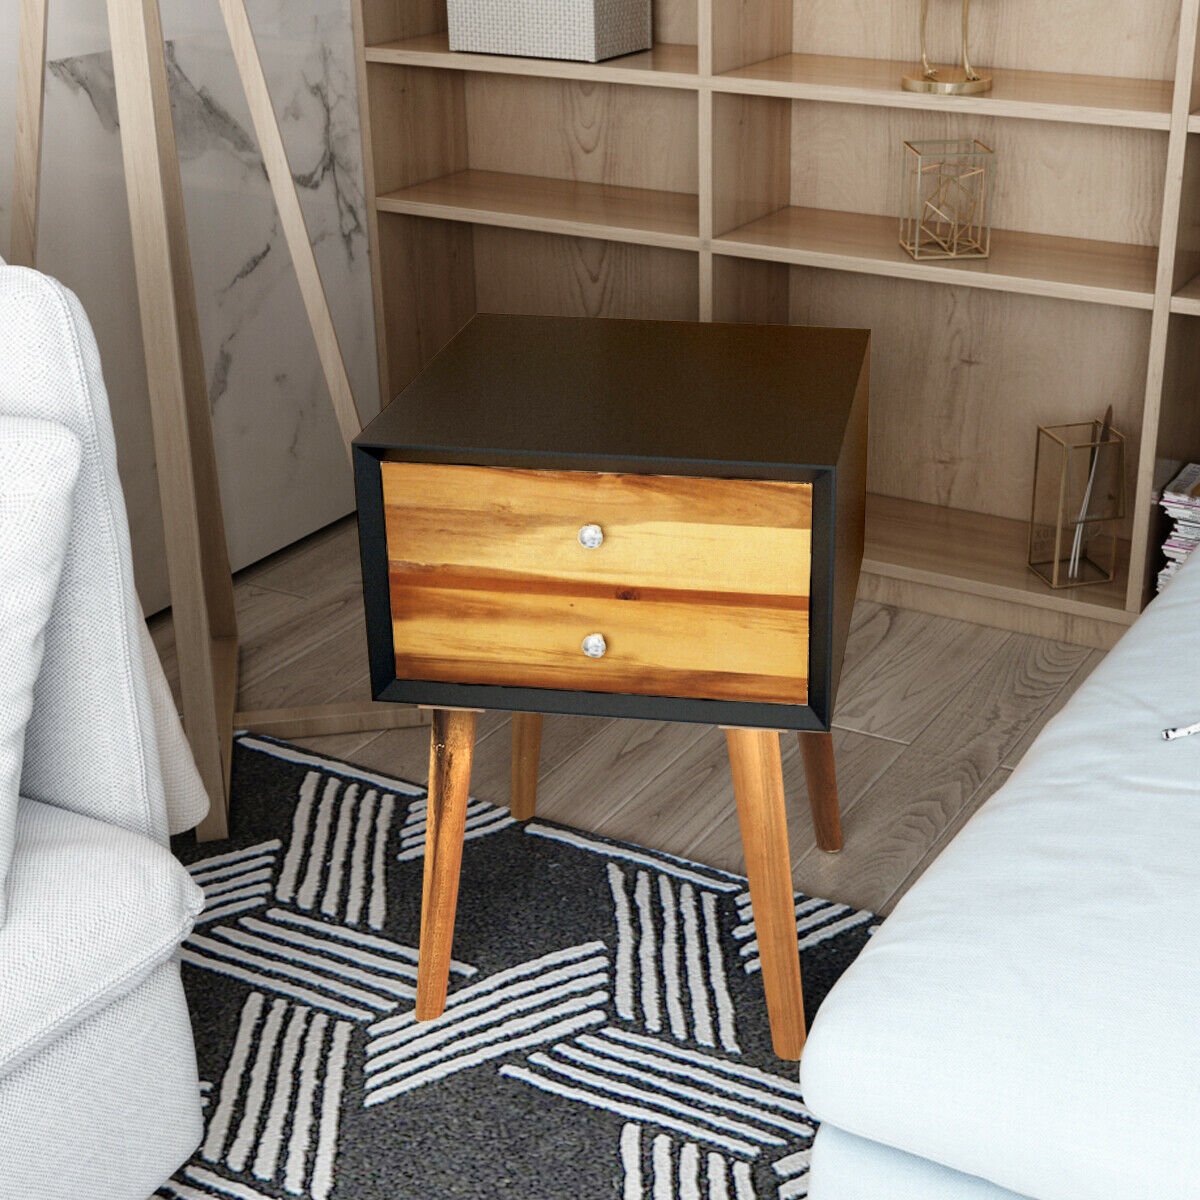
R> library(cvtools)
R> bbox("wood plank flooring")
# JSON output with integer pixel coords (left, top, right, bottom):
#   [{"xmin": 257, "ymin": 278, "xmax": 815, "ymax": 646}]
[{"xmin": 150, "ymin": 516, "xmax": 1103, "ymax": 915}]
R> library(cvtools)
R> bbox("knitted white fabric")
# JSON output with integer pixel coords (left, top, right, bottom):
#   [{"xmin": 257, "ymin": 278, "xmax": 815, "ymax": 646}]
[
  {"xmin": 0, "ymin": 418, "xmax": 81, "ymax": 928},
  {"xmin": 447, "ymin": 0, "xmax": 650, "ymax": 62},
  {"xmin": 139, "ymin": 615, "xmax": 211, "ymax": 835},
  {"xmin": 0, "ymin": 265, "xmax": 205, "ymax": 839},
  {"xmin": 0, "ymin": 797, "xmax": 203, "ymax": 1080},
  {"xmin": 0, "ymin": 259, "xmax": 206, "ymax": 1200},
  {"xmin": 0, "ymin": 960, "xmax": 203, "ymax": 1200}
]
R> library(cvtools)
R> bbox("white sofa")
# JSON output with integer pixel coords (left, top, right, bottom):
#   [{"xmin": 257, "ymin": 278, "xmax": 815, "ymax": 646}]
[
  {"xmin": 0, "ymin": 264, "xmax": 209, "ymax": 1199},
  {"xmin": 802, "ymin": 550, "xmax": 1200, "ymax": 1198}
]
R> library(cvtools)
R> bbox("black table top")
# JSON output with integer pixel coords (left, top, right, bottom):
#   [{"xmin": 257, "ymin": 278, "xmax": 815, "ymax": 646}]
[{"xmin": 355, "ymin": 314, "xmax": 869, "ymax": 475}]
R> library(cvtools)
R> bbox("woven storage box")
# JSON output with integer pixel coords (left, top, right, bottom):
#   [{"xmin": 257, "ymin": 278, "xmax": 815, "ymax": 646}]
[{"xmin": 447, "ymin": 0, "xmax": 652, "ymax": 63}]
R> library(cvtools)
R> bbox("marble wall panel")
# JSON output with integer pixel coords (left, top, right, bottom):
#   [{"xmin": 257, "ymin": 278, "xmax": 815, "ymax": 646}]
[{"xmin": 0, "ymin": 0, "xmax": 380, "ymax": 612}]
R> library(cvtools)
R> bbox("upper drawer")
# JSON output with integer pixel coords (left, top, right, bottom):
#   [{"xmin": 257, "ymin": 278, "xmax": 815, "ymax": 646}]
[{"xmin": 380, "ymin": 462, "xmax": 813, "ymax": 598}]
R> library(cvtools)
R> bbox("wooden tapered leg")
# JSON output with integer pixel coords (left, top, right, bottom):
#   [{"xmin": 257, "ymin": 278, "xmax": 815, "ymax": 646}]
[
  {"xmin": 725, "ymin": 727, "xmax": 806, "ymax": 1060},
  {"xmin": 510, "ymin": 712, "xmax": 543, "ymax": 821},
  {"xmin": 798, "ymin": 731, "xmax": 843, "ymax": 853},
  {"xmin": 415, "ymin": 708, "xmax": 477, "ymax": 1020}
]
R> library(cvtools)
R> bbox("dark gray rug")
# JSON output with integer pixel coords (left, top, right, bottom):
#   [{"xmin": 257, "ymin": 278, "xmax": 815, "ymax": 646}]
[{"xmin": 159, "ymin": 733, "xmax": 877, "ymax": 1200}]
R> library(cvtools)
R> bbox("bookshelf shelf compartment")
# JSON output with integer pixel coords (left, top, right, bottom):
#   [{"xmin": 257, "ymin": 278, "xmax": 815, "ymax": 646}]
[
  {"xmin": 714, "ymin": 207, "xmax": 1159, "ymax": 310},
  {"xmin": 714, "ymin": 54, "xmax": 1173, "ymax": 130},
  {"xmin": 1170, "ymin": 274, "xmax": 1200, "ymax": 314},
  {"xmin": 375, "ymin": 214, "xmax": 700, "ymax": 400},
  {"xmin": 366, "ymin": 63, "xmax": 699, "ymax": 249},
  {"xmin": 862, "ymin": 495, "xmax": 1134, "ymax": 636},
  {"xmin": 711, "ymin": 252, "xmax": 1148, "ymax": 649}
]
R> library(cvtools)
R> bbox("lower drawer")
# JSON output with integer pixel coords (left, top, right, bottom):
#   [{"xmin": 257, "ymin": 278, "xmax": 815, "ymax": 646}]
[{"xmin": 389, "ymin": 581, "xmax": 809, "ymax": 704}]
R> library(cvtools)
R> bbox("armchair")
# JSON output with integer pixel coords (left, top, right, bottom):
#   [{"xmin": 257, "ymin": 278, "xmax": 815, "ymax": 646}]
[{"xmin": 0, "ymin": 263, "xmax": 209, "ymax": 1200}]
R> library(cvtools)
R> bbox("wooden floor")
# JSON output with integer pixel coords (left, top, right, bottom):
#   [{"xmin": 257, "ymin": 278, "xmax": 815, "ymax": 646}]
[{"xmin": 151, "ymin": 516, "xmax": 1104, "ymax": 916}]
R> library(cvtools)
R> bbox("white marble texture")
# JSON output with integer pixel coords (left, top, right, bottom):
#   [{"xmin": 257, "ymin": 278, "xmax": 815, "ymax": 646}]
[{"xmin": 0, "ymin": 0, "xmax": 380, "ymax": 612}]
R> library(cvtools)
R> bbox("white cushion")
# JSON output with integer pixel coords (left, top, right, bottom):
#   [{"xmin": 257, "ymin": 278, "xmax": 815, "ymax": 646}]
[
  {"xmin": 809, "ymin": 1126, "xmax": 1029, "ymax": 1200},
  {"xmin": 0, "ymin": 960, "xmax": 203, "ymax": 1200},
  {"xmin": 0, "ymin": 265, "xmax": 181, "ymax": 840},
  {"xmin": 0, "ymin": 798, "xmax": 203, "ymax": 1079},
  {"xmin": 802, "ymin": 551, "xmax": 1200, "ymax": 1200},
  {"xmin": 0, "ymin": 418, "xmax": 81, "ymax": 926}
]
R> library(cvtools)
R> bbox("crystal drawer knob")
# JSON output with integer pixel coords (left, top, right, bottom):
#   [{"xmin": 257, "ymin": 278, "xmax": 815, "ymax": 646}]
[
  {"xmin": 581, "ymin": 633, "xmax": 607, "ymax": 659},
  {"xmin": 578, "ymin": 523, "xmax": 604, "ymax": 550}
]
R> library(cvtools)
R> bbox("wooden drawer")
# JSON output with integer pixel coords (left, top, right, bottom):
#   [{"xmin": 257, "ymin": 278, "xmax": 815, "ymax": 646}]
[
  {"xmin": 380, "ymin": 462, "xmax": 813, "ymax": 598},
  {"xmin": 380, "ymin": 462, "xmax": 812, "ymax": 704},
  {"xmin": 388, "ymin": 580, "xmax": 809, "ymax": 704}
]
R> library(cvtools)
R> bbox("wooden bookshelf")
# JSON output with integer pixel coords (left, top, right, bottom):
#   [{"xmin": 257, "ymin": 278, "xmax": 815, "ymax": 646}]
[{"xmin": 353, "ymin": 0, "xmax": 1200, "ymax": 650}]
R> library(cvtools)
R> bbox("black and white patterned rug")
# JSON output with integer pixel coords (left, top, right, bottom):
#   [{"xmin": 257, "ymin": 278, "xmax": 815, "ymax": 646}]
[{"xmin": 161, "ymin": 733, "xmax": 877, "ymax": 1200}]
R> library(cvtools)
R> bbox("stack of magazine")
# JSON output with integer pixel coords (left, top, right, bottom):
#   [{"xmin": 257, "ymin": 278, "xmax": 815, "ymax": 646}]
[{"xmin": 1159, "ymin": 462, "xmax": 1200, "ymax": 591}]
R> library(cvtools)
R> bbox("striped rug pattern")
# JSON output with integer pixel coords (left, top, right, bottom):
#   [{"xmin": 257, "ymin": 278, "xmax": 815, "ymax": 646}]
[
  {"xmin": 503, "ymin": 1025, "xmax": 817, "ymax": 1163},
  {"xmin": 731, "ymin": 893, "xmax": 877, "ymax": 976},
  {"xmin": 162, "ymin": 734, "xmax": 874, "ymax": 1200},
  {"xmin": 188, "ymin": 839, "xmax": 281, "ymax": 926},
  {"xmin": 607, "ymin": 863, "xmax": 742, "ymax": 1054},
  {"xmin": 181, "ymin": 906, "xmax": 459, "ymax": 1022},
  {"xmin": 364, "ymin": 941, "xmax": 611, "ymax": 1105},
  {"xmin": 198, "ymin": 993, "xmax": 352, "ymax": 1198},
  {"xmin": 275, "ymin": 776, "xmax": 398, "ymax": 929},
  {"xmin": 397, "ymin": 794, "xmax": 516, "ymax": 862}
]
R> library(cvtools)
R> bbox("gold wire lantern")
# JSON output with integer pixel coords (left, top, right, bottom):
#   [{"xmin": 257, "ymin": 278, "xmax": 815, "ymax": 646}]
[
  {"xmin": 1028, "ymin": 420, "xmax": 1126, "ymax": 590},
  {"xmin": 900, "ymin": 138, "xmax": 994, "ymax": 260}
]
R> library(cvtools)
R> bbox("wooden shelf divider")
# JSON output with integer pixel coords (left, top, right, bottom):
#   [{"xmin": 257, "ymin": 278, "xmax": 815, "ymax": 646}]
[
  {"xmin": 714, "ymin": 54, "xmax": 1173, "ymax": 129},
  {"xmin": 366, "ymin": 32, "xmax": 701, "ymax": 88},
  {"xmin": 715, "ymin": 207, "xmax": 1159, "ymax": 309},
  {"xmin": 377, "ymin": 169, "xmax": 701, "ymax": 249}
]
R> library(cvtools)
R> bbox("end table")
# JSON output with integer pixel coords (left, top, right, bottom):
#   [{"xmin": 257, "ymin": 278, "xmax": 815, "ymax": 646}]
[{"xmin": 354, "ymin": 315, "xmax": 869, "ymax": 1059}]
